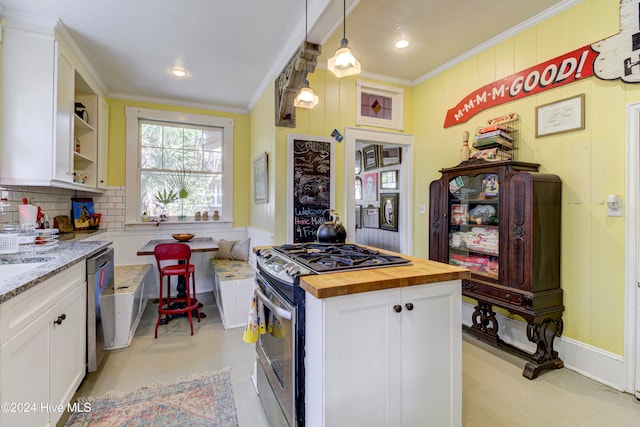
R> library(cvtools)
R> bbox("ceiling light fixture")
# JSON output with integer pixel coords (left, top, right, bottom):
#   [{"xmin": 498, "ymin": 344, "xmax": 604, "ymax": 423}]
[
  {"xmin": 328, "ymin": 0, "xmax": 361, "ymax": 78},
  {"xmin": 395, "ymin": 39, "xmax": 410, "ymax": 49},
  {"xmin": 170, "ymin": 68, "xmax": 188, "ymax": 77},
  {"xmin": 294, "ymin": 0, "xmax": 319, "ymax": 109}
]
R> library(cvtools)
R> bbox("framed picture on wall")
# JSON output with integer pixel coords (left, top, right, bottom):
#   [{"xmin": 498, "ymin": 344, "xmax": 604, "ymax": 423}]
[
  {"xmin": 355, "ymin": 150, "xmax": 362, "ymax": 174},
  {"xmin": 355, "ymin": 205, "xmax": 362, "ymax": 228},
  {"xmin": 380, "ymin": 193, "xmax": 398, "ymax": 231},
  {"xmin": 380, "ymin": 146, "xmax": 402, "ymax": 166},
  {"xmin": 363, "ymin": 205, "xmax": 379, "ymax": 229},
  {"xmin": 253, "ymin": 152, "xmax": 269, "ymax": 203},
  {"xmin": 363, "ymin": 145, "xmax": 379, "ymax": 170},
  {"xmin": 380, "ymin": 170, "xmax": 398, "ymax": 190},
  {"xmin": 355, "ymin": 177, "xmax": 363, "ymax": 200},
  {"xmin": 363, "ymin": 172, "xmax": 378, "ymax": 201}
]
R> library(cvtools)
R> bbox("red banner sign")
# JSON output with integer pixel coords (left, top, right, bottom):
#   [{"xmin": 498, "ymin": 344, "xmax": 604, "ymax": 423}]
[{"xmin": 443, "ymin": 45, "xmax": 597, "ymax": 128}]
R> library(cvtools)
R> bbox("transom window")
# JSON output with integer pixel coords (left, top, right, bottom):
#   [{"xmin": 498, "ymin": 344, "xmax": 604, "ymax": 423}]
[{"xmin": 125, "ymin": 107, "xmax": 234, "ymax": 223}]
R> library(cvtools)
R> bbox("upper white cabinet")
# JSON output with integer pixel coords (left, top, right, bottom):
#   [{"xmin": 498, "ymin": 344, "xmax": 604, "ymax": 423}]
[{"xmin": 0, "ymin": 22, "xmax": 108, "ymax": 192}]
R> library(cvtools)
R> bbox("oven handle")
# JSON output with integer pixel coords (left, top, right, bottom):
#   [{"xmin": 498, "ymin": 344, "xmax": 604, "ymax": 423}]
[{"xmin": 255, "ymin": 287, "xmax": 292, "ymax": 320}]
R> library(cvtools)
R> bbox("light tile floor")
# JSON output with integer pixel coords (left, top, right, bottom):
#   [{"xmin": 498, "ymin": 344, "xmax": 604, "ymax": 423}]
[{"xmin": 60, "ymin": 293, "xmax": 640, "ymax": 426}]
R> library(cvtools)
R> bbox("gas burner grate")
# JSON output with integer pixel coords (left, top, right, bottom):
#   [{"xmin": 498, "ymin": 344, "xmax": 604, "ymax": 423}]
[{"xmin": 273, "ymin": 243, "xmax": 411, "ymax": 273}]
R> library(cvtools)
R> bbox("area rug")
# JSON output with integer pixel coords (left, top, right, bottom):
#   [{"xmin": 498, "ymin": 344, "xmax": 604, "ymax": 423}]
[{"xmin": 64, "ymin": 367, "xmax": 238, "ymax": 427}]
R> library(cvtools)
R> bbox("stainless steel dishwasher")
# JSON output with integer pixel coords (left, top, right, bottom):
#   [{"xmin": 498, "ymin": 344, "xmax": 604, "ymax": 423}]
[{"xmin": 86, "ymin": 247, "xmax": 114, "ymax": 372}]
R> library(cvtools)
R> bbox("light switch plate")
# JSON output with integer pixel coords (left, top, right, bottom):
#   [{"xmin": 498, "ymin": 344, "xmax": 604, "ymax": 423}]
[{"xmin": 418, "ymin": 204, "xmax": 426, "ymax": 215}]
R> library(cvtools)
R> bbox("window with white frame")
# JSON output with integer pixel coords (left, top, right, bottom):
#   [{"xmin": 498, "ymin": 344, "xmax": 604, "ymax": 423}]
[{"xmin": 125, "ymin": 107, "xmax": 234, "ymax": 223}]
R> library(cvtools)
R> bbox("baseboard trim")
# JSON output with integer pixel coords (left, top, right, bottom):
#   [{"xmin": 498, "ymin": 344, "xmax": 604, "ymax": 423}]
[{"xmin": 461, "ymin": 302, "xmax": 626, "ymax": 391}]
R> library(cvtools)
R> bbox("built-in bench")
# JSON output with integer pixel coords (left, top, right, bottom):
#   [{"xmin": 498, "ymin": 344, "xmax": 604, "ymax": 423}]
[
  {"xmin": 100, "ymin": 264, "xmax": 152, "ymax": 349},
  {"xmin": 211, "ymin": 258, "xmax": 255, "ymax": 329}
]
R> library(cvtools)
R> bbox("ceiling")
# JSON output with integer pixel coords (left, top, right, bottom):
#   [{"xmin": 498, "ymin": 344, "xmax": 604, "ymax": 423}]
[{"xmin": 0, "ymin": 0, "xmax": 573, "ymax": 112}]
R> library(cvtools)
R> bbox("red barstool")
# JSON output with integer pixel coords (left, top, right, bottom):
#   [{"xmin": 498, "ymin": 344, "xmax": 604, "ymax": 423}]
[{"xmin": 154, "ymin": 243, "xmax": 200, "ymax": 338}]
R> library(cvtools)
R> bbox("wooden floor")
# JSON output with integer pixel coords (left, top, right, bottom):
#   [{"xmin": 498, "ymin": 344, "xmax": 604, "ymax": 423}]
[
  {"xmin": 462, "ymin": 334, "xmax": 640, "ymax": 426},
  {"xmin": 62, "ymin": 293, "xmax": 640, "ymax": 426}
]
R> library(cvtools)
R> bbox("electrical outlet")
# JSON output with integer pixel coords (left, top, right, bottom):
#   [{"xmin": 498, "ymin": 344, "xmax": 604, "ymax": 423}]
[{"xmin": 418, "ymin": 204, "xmax": 426, "ymax": 215}]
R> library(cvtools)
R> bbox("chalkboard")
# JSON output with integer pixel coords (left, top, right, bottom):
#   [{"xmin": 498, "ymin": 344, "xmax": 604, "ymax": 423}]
[{"xmin": 292, "ymin": 138, "xmax": 332, "ymax": 242}]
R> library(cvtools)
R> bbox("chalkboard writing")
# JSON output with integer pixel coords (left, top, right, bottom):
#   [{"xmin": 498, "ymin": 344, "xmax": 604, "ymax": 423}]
[{"xmin": 293, "ymin": 139, "xmax": 332, "ymax": 242}]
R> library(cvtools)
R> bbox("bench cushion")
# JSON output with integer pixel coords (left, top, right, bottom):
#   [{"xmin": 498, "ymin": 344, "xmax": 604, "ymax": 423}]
[
  {"xmin": 211, "ymin": 259, "xmax": 255, "ymax": 281},
  {"xmin": 112, "ymin": 264, "xmax": 152, "ymax": 295}
]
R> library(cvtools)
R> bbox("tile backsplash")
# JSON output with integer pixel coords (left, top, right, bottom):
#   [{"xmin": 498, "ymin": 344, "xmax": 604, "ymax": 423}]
[{"xmin": 0, "ymin": 186, "xmax": 125, "ymax": 231}]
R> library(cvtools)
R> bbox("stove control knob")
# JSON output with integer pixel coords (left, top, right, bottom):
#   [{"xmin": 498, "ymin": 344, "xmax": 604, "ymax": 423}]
[
  {"xmin": 261, "ymin": 249, "xmax": 273, "ymax": 260},
  {"xmin": 285, "ymin": 264, "xmax": 300, "ymax": 276}
]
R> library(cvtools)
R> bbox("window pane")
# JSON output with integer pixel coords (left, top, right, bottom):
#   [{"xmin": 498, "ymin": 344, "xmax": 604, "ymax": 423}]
[{"xmin": 139, "ymin": 119, "xmax": 225, "ymax": 218}]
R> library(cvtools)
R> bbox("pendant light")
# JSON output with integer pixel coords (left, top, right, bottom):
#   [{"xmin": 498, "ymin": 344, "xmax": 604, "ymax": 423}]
[
  {"xmin": 295, "ymin": 0, "xmax": 319, "ymax": 109},
  {"xmin": 328, "ymin": 0, "xmax": 361, "ymax": 78}
]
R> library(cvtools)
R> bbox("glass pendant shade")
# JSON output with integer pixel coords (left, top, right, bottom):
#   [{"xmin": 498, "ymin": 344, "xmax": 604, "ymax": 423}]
[
  {"xmin": 294, "ymin": 81, "xmax": 319, "ymax": 109},
  {"xmin": 328, "ymin": 39, "xmax": 361, "ymax": 77}
]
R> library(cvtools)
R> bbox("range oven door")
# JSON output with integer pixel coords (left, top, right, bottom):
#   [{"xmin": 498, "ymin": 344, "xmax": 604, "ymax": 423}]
[{"xmin": 255, "ymin": 273, "xmax": 296, "ymax": 427}]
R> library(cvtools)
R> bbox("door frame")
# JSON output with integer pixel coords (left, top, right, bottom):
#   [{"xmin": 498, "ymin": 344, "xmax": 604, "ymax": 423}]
[
  {"xmin": 625, "ymin": 102, "xmax": 640, "ymax": 397},
  {"xmin": 344, "ymin": 127, "xmax": 414, "ymax": 255}
]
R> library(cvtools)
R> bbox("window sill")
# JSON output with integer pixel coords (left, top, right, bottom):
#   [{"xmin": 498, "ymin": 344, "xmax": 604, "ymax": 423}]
[{"xmin": 124, "ymin": 220, "xmax": 233, "ymax": 231}]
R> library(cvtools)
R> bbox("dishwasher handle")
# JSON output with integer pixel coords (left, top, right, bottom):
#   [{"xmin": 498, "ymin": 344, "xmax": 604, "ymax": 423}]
[{"xmin": 255, "ymin": 287, "xmax": 292, "ymax": 320}]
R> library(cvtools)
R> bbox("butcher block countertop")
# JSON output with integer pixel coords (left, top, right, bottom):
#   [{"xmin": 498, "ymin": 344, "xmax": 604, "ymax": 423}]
[{"xmin": 300, "ymin": 255, "xmax": 469, "ymax": 299}]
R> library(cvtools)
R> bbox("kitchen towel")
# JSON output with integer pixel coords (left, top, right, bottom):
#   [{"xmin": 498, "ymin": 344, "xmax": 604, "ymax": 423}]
[{"xmin": 242, "ymin": 286, "xmax": 266, "ymax": 343}]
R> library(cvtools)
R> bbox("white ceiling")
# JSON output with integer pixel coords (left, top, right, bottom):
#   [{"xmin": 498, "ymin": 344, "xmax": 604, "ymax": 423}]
[{"xmin": 0, "ymin": 0, "xmax": 574, "ymax": 112}]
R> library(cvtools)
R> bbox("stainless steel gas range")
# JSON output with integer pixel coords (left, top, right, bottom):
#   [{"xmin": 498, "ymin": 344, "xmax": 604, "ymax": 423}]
[{"xmin": 255, "ymin": 243, "xmax": 411, "ymax": 426}]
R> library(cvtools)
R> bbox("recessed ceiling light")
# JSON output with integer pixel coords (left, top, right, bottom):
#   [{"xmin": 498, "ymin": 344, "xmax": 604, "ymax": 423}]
[
  {"xmin": 395, "ymin": 39, "xmax": 410, "ymax": 49},
  {"xmin": 170, "ymin": 68, "xmax": 188, "ymax": 77}
]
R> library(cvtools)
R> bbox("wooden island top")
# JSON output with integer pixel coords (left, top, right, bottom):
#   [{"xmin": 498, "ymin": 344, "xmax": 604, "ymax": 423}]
[
  {"xmin": 299, "ymin": 253, "xmax": 469, "ymax": 299},
  {"xmin": 254, "ymin": 244, "xmax": 469, "ymax": 299}
]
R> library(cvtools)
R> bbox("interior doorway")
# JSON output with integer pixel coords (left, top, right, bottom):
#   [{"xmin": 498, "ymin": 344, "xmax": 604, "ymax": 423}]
[
  {"xmin": 344, "ymin": 127, "xmax": 414, "ymax": 255},
  {"xmin": 625, "ymin": 102, "xmax": 640, "ymax": 398}
]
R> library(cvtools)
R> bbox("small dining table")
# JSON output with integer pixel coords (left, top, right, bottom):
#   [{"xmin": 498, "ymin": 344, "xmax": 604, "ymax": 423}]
[
  {"xmin": 136, "ymin": 237, "xmax": 219, "ymax": 256},
  {"xmin": 137, "ymin": 237, "xmax": 218, "ymax": 320}
]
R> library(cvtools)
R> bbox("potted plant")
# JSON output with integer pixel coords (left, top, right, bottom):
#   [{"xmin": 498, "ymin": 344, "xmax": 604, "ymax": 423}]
[
  {"xmin": 154, "ymin": 188, "xmax": 178, "ymax": 221},
  {"xmin": 168, "ymin": 170, "xmax": 195, "ymax": 220}
]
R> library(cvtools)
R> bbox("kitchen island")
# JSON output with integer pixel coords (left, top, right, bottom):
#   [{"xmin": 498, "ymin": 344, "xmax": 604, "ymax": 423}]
[{"xmin": 301, "ymin": 254, "xmax": 468, "ymax": 427}]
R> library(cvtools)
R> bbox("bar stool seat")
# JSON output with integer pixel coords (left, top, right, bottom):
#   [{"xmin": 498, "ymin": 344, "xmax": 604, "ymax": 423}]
[{"xmin": 154, "ymin": 243, "xmax": 200, "ymax": 338}]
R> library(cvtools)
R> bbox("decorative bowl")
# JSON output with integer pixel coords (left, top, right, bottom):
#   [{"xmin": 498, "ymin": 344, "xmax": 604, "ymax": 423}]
[{"xmin": 172, "ymin": 233, "xmax": 195, "ymax": 242}]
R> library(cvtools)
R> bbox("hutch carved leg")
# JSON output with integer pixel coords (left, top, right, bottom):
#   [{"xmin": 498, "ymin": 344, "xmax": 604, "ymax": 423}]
[
  {"xmin": 467, "ymin": 302, "xmax": 500, "ymax": 346},
  {"xmin": 522, "ymin": 317, "xmax": 564, "ymax": 379}
]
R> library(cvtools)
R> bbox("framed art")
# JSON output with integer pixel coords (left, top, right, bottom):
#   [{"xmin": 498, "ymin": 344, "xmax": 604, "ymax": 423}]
[
  {"xmin": 355, "ymin": 177, "xmax": 363, "ymax": 200},
  {"xmin": 71, "ymin": 197, "xmax": 95, "ymax": 230},
  {"xmin": 355, "ymin": 150, "xmax": 362, "ymax": 174},
  {"xmin": 380, "ymin": 170, "xmax": 398, "ymax": 190},
  {"xmin": 356, "ymin": 80, "xmax": 405, "ymax": 131},
  {"xmin": 363, "ymin": 205, "xmax": 379, "ymax": 229},
  {"xmin": 535, "ymin": 94, "xmax": 585, "ymax": 137},
  {"xmin": 381, "ymin": 146, "xmax": 402, "ymax": 166},
  {"xmin": 355, "ymin": 205, "xmax": 362, "ymax": 228},
  {"xmin": 253, "ymin": 152, "xmax": 269, "ymax": 203},
  {"xmin": 363, "ymin": 172, "xmax": 378, "ymax": 201},
  {"xmin": 380, "ymin": 193, "xmax": 399, "ymax": 231},
  {"xmin": 363, "ymin": 145, "xmax": 379, "ymax": 170}
]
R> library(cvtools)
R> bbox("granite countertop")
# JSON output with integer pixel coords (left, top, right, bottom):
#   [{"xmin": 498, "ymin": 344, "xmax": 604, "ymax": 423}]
[
  {"xmin": 0, "ymin": 239, "xmax": 112, "ymax": 304},
  {"xmin": 299, "ymin": 253, "xmax": 470, "ymax": 299}
]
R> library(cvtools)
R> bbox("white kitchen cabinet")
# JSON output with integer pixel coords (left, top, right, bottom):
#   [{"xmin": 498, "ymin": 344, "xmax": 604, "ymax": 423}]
[
  {"xmin": 0, "ymin": 23, "xmax": 106, "ymax": 192},
  {"xmin": 97, "ymin": 96, "xmax": 110, "ymax": 189},
  {"xmin": 305, "ymin": 280, "xmax": 462, "ymax": 427},
  {"xmin": 0, "ymin": 263, "xmax": 87, "ymax": 427}
]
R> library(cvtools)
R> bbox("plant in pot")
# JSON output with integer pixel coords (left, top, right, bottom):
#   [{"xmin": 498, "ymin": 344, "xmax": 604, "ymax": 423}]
[
  {"xmin": 168, "ymin": 170, "xmax": 195, "ymax": 220},
  {"xmin": 154, "ymin": 188, "xmax": 179, "ymax": 221}
]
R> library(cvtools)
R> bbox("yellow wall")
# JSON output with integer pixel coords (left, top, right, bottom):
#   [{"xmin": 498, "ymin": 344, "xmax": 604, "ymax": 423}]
[
  {"xmin": 106, "ymin": 98, "xmax": 251, "ymax": 226},
  {"xmin": 248, "ymin": 0, "xmax": 633, "ymax": 356},
  {"xmin": 249, "ymin": 70, "xmax": 413, "ymax": 244},
  {"xmin": 413, "ymin": 0, "xmax": 629, "ymax": 355}
]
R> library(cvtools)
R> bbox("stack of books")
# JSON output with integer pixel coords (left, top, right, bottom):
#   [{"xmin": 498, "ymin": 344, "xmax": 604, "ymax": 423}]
[{"xmin": 472, "ymin": 124, "xmax": 514, "ymax": 159}]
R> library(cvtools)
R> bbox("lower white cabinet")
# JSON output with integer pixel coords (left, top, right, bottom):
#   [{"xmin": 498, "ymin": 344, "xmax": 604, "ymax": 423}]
[
  {"xmin": 0, "ymin": 264, "xmax": 87, "ymax": 427},
  {"xmin": 305, "ymin": 280, "xmax": 462, "ymax": 427}
]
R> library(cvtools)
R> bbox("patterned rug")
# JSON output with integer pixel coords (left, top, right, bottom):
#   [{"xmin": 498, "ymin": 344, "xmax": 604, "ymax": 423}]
[{"xmin": 64, "ymin": 367, "xmax": 238, "ymax": 427}]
